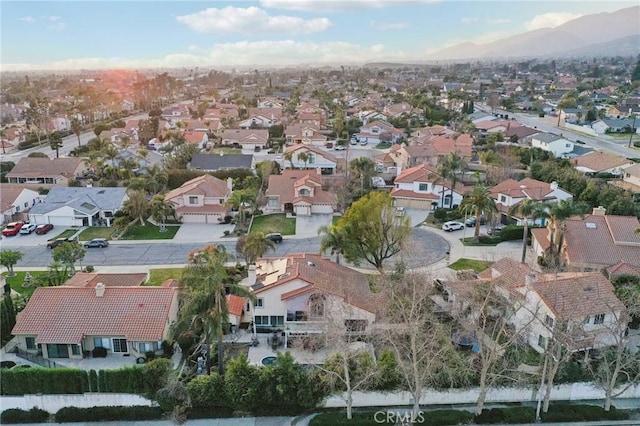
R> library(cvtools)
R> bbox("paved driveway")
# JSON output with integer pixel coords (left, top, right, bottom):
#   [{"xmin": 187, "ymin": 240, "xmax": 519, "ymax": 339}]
[
  {"xmin": 172, "ymin": 223, "xmax": 235, "ymax": 242},
  {"xmin": 295, "ymin": 214, "xmax": 333, "ymax": 238},
  {"xmin": 403, "ymin": 208, "xmax": 430, "ymax": 227}
]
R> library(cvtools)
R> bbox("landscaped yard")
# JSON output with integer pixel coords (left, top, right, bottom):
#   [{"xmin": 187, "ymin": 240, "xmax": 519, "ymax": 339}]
[
  {"xmin": 2, "ymin": 271, "xmax": 49, "ymax": 298},
  {"xmin": 146, "ymin": 267, "xmax": 184, "ymax": 286},
  {"xmin": 210, "ymin": 147, "xmax": 242, "ymax": 155},
  {"xmin": 120, "ymin": 222, "xmax": 180, "ymax": 240},
  {"xmin": 77, "ymin": 227, "xmax": 115, "ymax": 241},
  {"xmin": 250, "ymin": 214, "xmax": 296, "ymax": 235},
  {"xmin": 448, "ymin": 258, "xmax": 492, "ymax": 272},
  {"xmin": 460, "ymin": 236, "xmax": 502, "ymax": 246},
  {"xmin": 49, "ymin": 228, "xmax": 79, "ymax": 240}
]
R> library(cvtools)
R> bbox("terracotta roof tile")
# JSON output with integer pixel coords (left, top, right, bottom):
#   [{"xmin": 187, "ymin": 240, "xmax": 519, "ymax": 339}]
[
  {"xmin": 7, "ymin": 157, "xmax": 83, "ymax": 179},
  {"xmin": 63, "ymin": 273, "xmax": 147, "ymax": 287},
  {"xmin": 573, "ymin": 151, "xmax": 633, "ymax": 173},
  {"xmin": 226, "ymin": 294, "xmax": 245, "ymax": 317},
  {"xmin": 165, "ymin": 174, "xmax": 229, "ymax": 201},
  {"xmin": 394, "ymin": 163, "xmax": 438, "ymax": 183}
]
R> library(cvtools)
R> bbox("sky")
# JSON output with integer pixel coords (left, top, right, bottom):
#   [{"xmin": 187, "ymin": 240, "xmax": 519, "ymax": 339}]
[{"xmin": 0, "ymin": 0, "xmax": 637, "ymax": 71}]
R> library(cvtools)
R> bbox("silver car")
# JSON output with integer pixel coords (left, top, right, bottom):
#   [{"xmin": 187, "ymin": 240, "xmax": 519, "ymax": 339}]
[{"xmin": 442, "ymin": 221, "xmax": 464, "ymax": 232}]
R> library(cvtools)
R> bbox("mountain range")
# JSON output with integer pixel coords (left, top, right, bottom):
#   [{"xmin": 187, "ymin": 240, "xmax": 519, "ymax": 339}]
[{"xmin": 426, "ymin": 6, "xmax": 640, "ymax": 60}]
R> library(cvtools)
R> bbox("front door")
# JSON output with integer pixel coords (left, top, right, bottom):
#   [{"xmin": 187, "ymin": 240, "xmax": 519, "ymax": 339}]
[
  {"xmin": 112, "ymin": 338, "xmax": 128, "ymax": 353},
  {"xmin": 47, "ymin": 344, "xmax": 69, "ymax": 358}
]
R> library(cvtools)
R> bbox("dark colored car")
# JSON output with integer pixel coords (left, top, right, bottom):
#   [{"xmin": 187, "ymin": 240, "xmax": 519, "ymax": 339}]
[
  {"xmin": 266, "ymin": 233, "xmax": 283, "ymax": 243},
  {"xmin": 35, "ymin": 224, "xmax": 54, "ymax": 235},
  {"xmin": 465, "ymin": 216, "xmax": 486, "ymax": 227},
  {"xmin": 47, "ymin": 237, "xmax": 74, "ymax": 249},
  {"xmin": 2, "ymin": 221, "xmax": 24, "ymax": 236},
  {"xmin": 84, "ymin": 238, "xmax": 109, "ymax": 248}
]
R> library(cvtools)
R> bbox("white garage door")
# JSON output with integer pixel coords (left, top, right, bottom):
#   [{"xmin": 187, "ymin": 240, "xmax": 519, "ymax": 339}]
[
  {"xmin": 33, "ymin": 215, "xmax": 77, "ymax": 226},
  {"xmin": 181, "ymin": 213, "xmax": 207, "ymax": 224},
  {"xmin": 394, "ymin": 198, "xmax": 434, "ymax": 210}
]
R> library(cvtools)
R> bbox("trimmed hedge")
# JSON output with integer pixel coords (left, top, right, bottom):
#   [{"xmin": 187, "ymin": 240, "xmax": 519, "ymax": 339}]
[
  {"xmin": 541, "ymin": 404, "xmax": 628, "ymax": 422},
  {"xmin": 425, "ymin": 409, "xmax": 474, "ymax": 425},
  {"xmin": 310, "ymin": 410, "xmax": 474, "ymax": 426},
  {"xmin": 0, "ymin": 408, "xmax": 49, "ymax": 424},
  {"xmin": 474, "ymin": 407, "xmax": 535, "ymax": 424},
  {"xmin": 499, "ymin": 225, "xmax": 525, "ymax": 241},
  {"xmin": 54, "ymin": 406, "xmax": 163, "ymax": 422},
  {"xmin": 0, "ymin": 368, "xmax": 89, "ymax": 395}
]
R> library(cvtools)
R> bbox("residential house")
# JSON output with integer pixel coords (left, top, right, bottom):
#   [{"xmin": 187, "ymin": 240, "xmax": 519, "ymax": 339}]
[
  {"xmin": 284, "ymin": 125, "xmax": 327, "ymax": 146},
  {"xmin": 591, "ymin": 118, "xmax": 639, "ymax": 135},
  {"xmin": 358, "ymin": 110, "xmax": 388, "ymax": 125},
  {"xmin": 244, "ymin": 254, "xmax": 378, "ymax": 339},
  {"xmin": 264, "ymin": 169, "xmax": 337, "ymax": 216},
  {"xmin": 282, "ymin": 145, "xmax": 339, "ymax": 175},
  {"xmin": 188, "ymin": 153, "xmax": 254, "ymax": 172},
  {"xmin": 391, "ymin": 163, "xmax": 467, "ymax": 210},
  {"xmin": 62, "ymin": 272, "xmax": 148, "ymax": 288},
  {"xmin": 429, "ymin": 134, "xmax": 474, "ymax": 161},
  {"xmin": 532, "ymin": 206, "xmax": 640, "ymax": 271},
  {"xmin": 258, "ymin": 98, "xmax": 284, "ymax": 109},
  {"xmin": 29, "ymin": 187, "xmax": 128, "ymax": 227},
  {"xmin": 1, "ymin": 127, "xmax": 26, "ymax": 152},
  {"xmin": 530, "ymin": 133, "xmax": 574, "ymax": 158},
  {"xmin": 356, "ymin": 120, "xmax": 404, "ymax": 144},
  {"xmin": 297, "ymin": 112, "xmax": 326, "ymax": 129},
  {"xmin": 491, "ymin": 178, "xmax": 573, "ymax": 225},
  {"xmin": 227, "ymin": 294, "xmax": 246, "ymax": 333},
  {"xmin": 505, "ymin": 126, "xmax": 540, "ymax": 143},
  {"xmin": 475, "ymin": 120, "xmax": 514, "ymax": 134},
  {"xmin": 618, "ymin": 163, "xmax": 640, "ymax": 192},
  {"xmin": 164, "ymin": 174, "xmax": 232, "ymax": 224},
  {"xmin": 383, "ymin": 102, "xmax": 412, "ymax": 118},
  {"xmin": 6, "ymin": 157, "xmax": 87, "ymax": 188},
  {"xmin": 0, "ymin": 185, "xmax": 41, "ymax": 225},
  {"xmin": 220, "ymin": 129, "xmax": 269, "ymax": 150},
  {"xmin": 11, "ymin": 284, "xmax": 179, "ymax": 360},
  {"xmin": 391, "ymin": 143, "xmax": 439, "ymax": 171},
  {"xmin": 238, "ymin": 114, "xmax": 277, "ymax": 129},
  {"xmin": 572, "ymin": 151, "xmax": 635, "ymax": 176},
  {"xmin": 182, "ymin": 131, "xmax": 209, "ymax": 149},
  {"xmin": 373, "ymin": 152, "xmax": 400, "ymax": 174}
]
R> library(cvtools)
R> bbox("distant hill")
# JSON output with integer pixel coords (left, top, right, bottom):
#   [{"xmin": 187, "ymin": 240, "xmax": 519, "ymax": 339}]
[{"xmin": 427, "ymin": 6, "xmax": 640, "ymax": 60}]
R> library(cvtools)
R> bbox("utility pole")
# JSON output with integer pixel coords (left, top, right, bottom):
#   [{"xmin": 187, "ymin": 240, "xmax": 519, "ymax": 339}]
[{"xmin": 628, "ymin": 111, "xmax": 637, "ymax": 148}]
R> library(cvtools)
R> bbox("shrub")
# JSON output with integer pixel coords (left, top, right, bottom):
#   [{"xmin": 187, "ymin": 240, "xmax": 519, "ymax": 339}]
[
  {"xmin": 541, "ymin": 404, "xmax": 628, "ymax": 422},
  {"xmin": 253, "ymin": 209, "xmax": 263, "ymax": 216},
  {"xmin": 55, "ymin": 406, "xmax": 162, "ymax": 422},
  {"xmin": 499, "ymin": 225, "xmax": 524, "ymax": 241},
  {"xmin": 424, "ymin": 409, "xmax": 474, "ymax": 425},
  {"xmin": 1, "ymin": 408, "xmax": 49, "ymax": 424},
  {"xmin": 0, "ymin": 368, "xmax": 89, "ymax": 395},
  {"xmin": 27, "ymin": 152, "xmax": 48, "ymax": 158},
  {"xmin": 68, "ymin": 179, "xmax": 82, "ymax": 187},
  {"xmin": 161, "ymin": 340, "xmax": 174, "ymax": 358},
  {"xmin": 145, "ymin": 350, "xmax": 157, "ymax": 361},
  {"xmin": 92, "ymin": 347, "xmax": 107, "ymax": 358},
  {"xmin": 474, "ymin": 407, "xmax": 535, "ymax": 424},
  {"xmin": 446, "ymin": 210, "xmax": 463, "ymax": 221},
  {"xmin": 223, "ymin": 230, "xmax": 231, "ymax": 236},
  {"xmin": 222, "ymin": 215, "xmax": 233, "ymax": 224},
  {"xmin": 433, "ymin": 208, "xmax": 447, "ymax": 221},
  {"xmin": 83, "ymin": 265, "xmax": 95, "ymax": 272}
]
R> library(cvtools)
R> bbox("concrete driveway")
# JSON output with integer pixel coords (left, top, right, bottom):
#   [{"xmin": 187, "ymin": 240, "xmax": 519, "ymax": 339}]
[
  {"xmin": 295, "ymin": 214, "xmax": 333, "ymax": 238},
  {"xmin": 0, "ymin": 227, "xmax": 73, "ymax": 247},
  {"xmin": 172, "ymin": 223, "xmax": 235, "ymax": 243},
  {"xmin": 402, "ymin": 208, "xmax": 430, "ymax": 227}
]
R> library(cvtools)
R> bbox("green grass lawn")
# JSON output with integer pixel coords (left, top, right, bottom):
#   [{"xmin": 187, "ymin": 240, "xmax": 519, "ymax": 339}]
[
  {"xmin": 77, "ymin": 227, "xmax": 115, "ymax": 241},
  {"xmin": 49, "ymin": 228, "xmax": 79, "ymax": 240},
  {"xmin": 210, "ymin": 147, "xmax": 242, "ymax": 155},
  {"xmin": 374, "ymin": 142, "xmax": 391, "ymax": 150},
  {"xmin": 250, "ymin": 214, "xmax": 296, "ymax": 235},
  {"xmin": 120, "ymin": 221, "xmax": 180, "ymax": 240},
  {"xmin": 460, "ymin": 236, "xmax": 502, "ymax": 246},
  {"xmin": 2, "ymin": 271, "xmax": 49, "ymax": 297},
  {"xmin": 448, "ymin": 258, "xmax": 492, "ymax": 272},
  {"xmin": 146, "ymin": 267, "xmax": 184, "ymax": 286}
]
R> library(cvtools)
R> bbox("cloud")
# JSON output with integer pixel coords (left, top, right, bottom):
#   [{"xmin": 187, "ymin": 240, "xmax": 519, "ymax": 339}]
[
  {"xmin": 176, "ymin": 6, "xmax": 331, "ymax": 35},
  {"xmin": 19, "ymin": 16, "xmax": 35, "ymax": 24},
  {"xmin": 370, "ymin": 20, "xmax": 410, "ymax": 30},
  {"xmin": 1, "ymin": 40, "xmax": 414, "ymax": 71},
  {"xmin": 47, "ymin": 21, "xmax": 67, "ymax": 31},
  {"xmin": 460, "ymin": 17, "xmax": 478, "ymax": 25},
  {"xmin": 524, "ymin": 12, "xmax": 582, "ymax": 31},
  {"xmin": 260, "ymin": 0, "xmax": 440, "ymax": 12}
]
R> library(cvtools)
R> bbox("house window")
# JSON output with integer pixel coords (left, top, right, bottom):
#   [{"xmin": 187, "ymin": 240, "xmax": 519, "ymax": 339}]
[
  {"xmin": 307, "ymin": 154, "xmax": 315, "ymax": 164},
  {"xmin": 565, "ymin": 144, "xmax": 571, "ymax": 148},
  {"xmin": 584, "ymin": 316, "xmax": 590, "ymax": 324},
  {"xmin": 270, "ymin": 316, "xmax": 284, "ymax": 326},
  {"xmin": 345, "ymin": 319, "xmax": 367, "ymax": 332},
  {"xmin": 444, "ymin": 194, "xmax": 452, "ymax": 207},
  {"xmin": 299, "ymin": 188, "xmax": 310, "ymax": 196},
  {"xmin": 544, "ymin": 315, "xmax": 555, "ymax": 329},
  {"xmin": 254, "ymin": 315, "xmax": 269, "ymax": 325},
  {"xmin": 188, "ymin": 196, "xmax": 198, "ymax": 205},
  {"xmin": 538, "ymin": 335, "xmax": 547, "ymax": 349},
  {"xmin": 500, "ymin": 195, "xmax": 507, "ymax": 203},
  {"xmin": 219, "ymin": 199, "xmax": 224, "ymax": 204},
  {"xmin": 26, "ymin": 337, "xmax": 36, "ymax": 350},
  {"xmin": 268, "ymin": 198, "xmax": 278, "ymax": 207},
  {"xmin": 94, "ymin": 337, "xmax": 110, "ymax": 349},
  {"xmin": 594, "ymin": 314, "xmax": 605, "ymax": 325},
  {"xmin": 253, "ymin": 298, "xmax": 264, "ymax": 308},
  {"xmin": 418, "ymin": 183, "xmax": 428, "ymax": 191},
  {"xmin": 112, "ymin": 338, "xmax": 128, "ymax": 353},
  {"xmin": 71, "ymin": 345, "xmax": 81, "ymax": 356}
]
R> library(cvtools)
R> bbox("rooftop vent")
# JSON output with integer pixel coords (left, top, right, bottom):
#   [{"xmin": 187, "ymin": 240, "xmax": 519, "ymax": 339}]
[
  {"xmin": 307, "ymin": 261, "xmax": 316, "ymax": 267},
  {"xmin": 585, "ymin": 222, "xmax": 597, "ymax": 229},
  {"xmin": 97, "ymin": 190, "xmax": 105, "ymax": 194}
]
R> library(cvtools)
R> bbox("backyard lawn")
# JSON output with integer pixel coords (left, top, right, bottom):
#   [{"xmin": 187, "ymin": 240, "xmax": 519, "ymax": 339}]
[
  {"xmin": 448, "ymin": 258, "xmax": 492, "ymax": 272},
  {"xmin": 146, "ymin": 267, "xmax": 184, "ymax": 286},
  {"xmin": 2, "ymin": 271, "xmax": 49, "ymax": 297},
  {"xmin": 210, "ymin": 147, "xmax": 242, "ymax": 155},
  {"xmin": 250, "ymin": 214, "xmax": 296, "ymax": 235},
  {"xmin": 77, "ymin": 227, "xmax": 115, "ymax": 241},
  {"xmin": 120, "ymin": 222, "xmax": 180, "ymax": 240},
  {"xmin": 49, "ymin": 228, "xmax": 79, "ymax": 240}
]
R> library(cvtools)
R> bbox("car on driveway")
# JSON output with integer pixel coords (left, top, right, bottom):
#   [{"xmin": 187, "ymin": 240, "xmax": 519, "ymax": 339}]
[
  {"xmin": 2, "ymin": 221, "xmax": 24, "ymax": 236},
  {"xmin": 84, "ymin": 238, "xmax": 109, "ymax": 248},
  {"xmin": 487, "ymin": 224, "xmax": 506, "ymax": 235},
  {"xmin": 47, "ymin": 237, "xmax": 75, "ymax": 249},
  {"xmin": 465, "ymin": 216, "xmax": 486, "ymax": 227},
  {"xmin": 35, "ymin": 224, "xmax": 54, "ymax": 235},
  {"xmin": 442, "ymin": 221, "xmax": 464, "ymax": 232},
  {"xmin": 334, "ymin": 144, "xmax": 346, "ymax": 151},
  {"xmin": 19, "ymin": 223, "xmax": 37, "ymax": 235},
  {"xmin": 266, "ymin": 233, "xmax": 283, "ymax": 243}
]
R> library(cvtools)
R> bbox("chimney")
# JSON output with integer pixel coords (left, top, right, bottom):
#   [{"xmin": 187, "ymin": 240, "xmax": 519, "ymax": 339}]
[
  {"xmin": 316, "ymin": 167, "xmax": 322, "ymax": 175},
  {"xmin": 246, "ymin": 265, "xmax": 257, "ymax": 287},
  {"xmin": 592, "ymin": 206, "xmax": 606, "ymax": 216},
  {"xmin": 95, "ymin": 283, "xmax": 106, "ymax": 297},
  {"xmin": 227, "ymin": 177, "xmax": 233, "ymax": 193},
  {"xmin": 550, "ymin": 181, "xmax": 558, "ymax": 190}
]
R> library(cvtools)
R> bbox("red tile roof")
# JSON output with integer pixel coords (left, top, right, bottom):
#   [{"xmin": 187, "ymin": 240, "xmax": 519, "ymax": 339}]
[
  {"xmin": 491, "ymin": 178, "xmax": 558, "ymax": 200},
  {"xmin": 390, "ymin": 189, "xmax": 439, "ymax": 200},
  {"xmin": 394, "ymin": 163, "xmax": 438, "ymax": 184},
  {"xmin": 0, "ymin": 186, "xmax": 35, "ymax": 212},
  {"xmin": 12, "ymin": 287, "xmax": 177, "ymax": 344},
  {"xmin": 266, "ymin": 170, "xmax": 336, "ymax": 206},
  {"xmin": 226, "ymin": 294, "xmax": 245, "ymax": 317},
  {"xmin": 7, "ymin": 157, "xmax": 83, "ymax": 179},
  {"xmin": 165, "ymin": 174, "xmax": 229, "ymax": 201},
  {"xmin": 63, "ymin": 273, "xmax": 147, "ymax": 287}
]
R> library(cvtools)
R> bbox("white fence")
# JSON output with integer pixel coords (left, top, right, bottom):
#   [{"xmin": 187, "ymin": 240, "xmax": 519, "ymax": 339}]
[{"xmin": 0, "ymin": 393, "xmax": 154, "ymax": 413}]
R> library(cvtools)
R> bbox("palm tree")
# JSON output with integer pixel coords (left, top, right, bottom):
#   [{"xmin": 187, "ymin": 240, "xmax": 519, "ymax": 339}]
[
  {"xmin": 547, "ymin": 199, "xmax": 585, "ymax": 257},
  {"xmin": 318, "ymin": 224, "xmax": 346, "ymax": 264},
  {"xmin": 174, "ymin": 245, "xmax": 252, "ymax": 375},
  {"xmin": 145, "ymin": 164, "xmax": 168, "ymax": 195},
  {"xmin": 102, "ymin": 144, "xmax": 119, "ymax": 168},
  {"xmin": 0, "ymin": 128, "xmax": 6, "ymax": 155},
  {"xmin": 124, "ymin": 189, "xmax": 149, "ymax": 225},
  {"xmin": 509, "ymin": 199, "xmax": 548, "ymax": 264},
  {"xmin": 350, "ymin": 157, "xmax": 375, "ymax": 191},
  {"xmin": 71, "ymin": 117, "xmax": 82, "ymax": 147},
  {"xmin": 242, "ymin": 232, "xmax": 276, "ymax": 265},
  {"xmin": 284, "ymin": 151, "xmax": 294, "ymax": 169},
  {"xmin": 445, "ymin": 153, "xmax": 466, "ymax": 208},
  {"xmin": 225, "ymin": 189, "xmax": 256, "ymax": 226},
  {"xmin": 460, "ymin": 184, "xmax": 497, "ymax": 243},
  {"xmin": 298, "ymin": 152, "xmax": 309, "ymax": 169}
]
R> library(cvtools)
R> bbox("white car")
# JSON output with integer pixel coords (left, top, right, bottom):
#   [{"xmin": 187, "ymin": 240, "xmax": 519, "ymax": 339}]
[
  {"xmin": 442, "ymin": 221, "xmax": 464, "ymax": 232},
  {"xmin": 334, "ymin": 144, "xmax": 346, "ymax": 151},
  {"xmin": 19, "ymin": 223, "xmax": 37, "ymax": 235}
]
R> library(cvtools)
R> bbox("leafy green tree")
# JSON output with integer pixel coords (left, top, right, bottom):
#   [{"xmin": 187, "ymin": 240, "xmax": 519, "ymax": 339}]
[
  {"xmin": 1, "ymin": 294, "xmax": 17, "ymax": 345},
  {"xmin": 631, "ymin": 58, "xmax": 640, "ymax": 82},
  {"xmin": 337, "ymin": 191, "xmax": 411, "ymax": 272},
  {"xmin": 123, "ymin": 189, "xmax": 150, "ymax": 225},
  {"xmin": 71, "ymin": 117, "xmax": 82, "ymax": 147},
  {"xmin": 242, "ymin": 232, "xmax": 275, "ymax": 265},
  {"xmin": 52, "ymin": 242, "xmax": 86, "ymax": 273},
  {"xmin": 49, "ymin": 132, "xmax": 63, "ymax": 158},
  {"xmin": 459, "ymin": 184, "xmax": 497, "ymax": 243},
  {"xmin": 349, "ymin": 157, "xmax": 375, "ymax": 191},
  {"xmin": 225, "ymin": 189, "xmax": 256, "ymax": 226},
  {"xmin": 317, "ymin": 224, "xmax": 346, "ymax": 264},
  {"xmin": 0, "ymin": 250, "xmax": 23, "ymax": 277},
  {"xmin": 509, "ymin": 199, "xmax": 548, "ymax": 263},
  {"xmin": 224, "ymin": 354, "xmax": 261, "ymax": 410},
  {"xmin": 187, "ymin": 373, "xmax": 228, "ymax": 410}
]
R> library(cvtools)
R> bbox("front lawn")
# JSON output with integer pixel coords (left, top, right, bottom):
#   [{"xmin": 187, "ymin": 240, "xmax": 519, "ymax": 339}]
[
  {"xmin": 210, "ymin": 147, "xmax": 242, "ymax": 155},
  {"xmin": 146, "ymin": 267, "xmax": 184, "ymax": 286},
  {"xmin": 448, "ymin": 258, "xmax": 492, "ymax": 273},
  {"xmin": 77, "ymin": 227, "xmax": 115, "ymax": 241},
  {"xmin": 120, "ymin": 222, "xmax": 180, "ymax": 240},
  {"xmin": 460, "ymin": 236, "xmax": 502, "ymax": 246},
  {"xmin": 2, "ymin": 271, "xmax": 49, "ymax": 298},
  {"xmin": 250, "ymin": 214, "xmax": 296, "ymax": 236},
  {"xmin": 49, "ymin": 228, "xmax": 79, "ymax": 240}
]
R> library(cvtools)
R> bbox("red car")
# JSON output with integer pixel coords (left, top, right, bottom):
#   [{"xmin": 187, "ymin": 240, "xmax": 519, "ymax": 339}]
[
  {"xmin": 35, "ymin": 224, "xmax": 54, "ymax": 235},
  {"xmin": 2, "ymin": 221, "xmax": 24, "ymax": 236}
]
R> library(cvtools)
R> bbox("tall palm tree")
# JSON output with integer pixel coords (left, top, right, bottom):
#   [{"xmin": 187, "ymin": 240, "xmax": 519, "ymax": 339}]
[
  {"xmin": 284, "ymin": 151, "xmax": 294, "ymax": 169},
  {"xmin": 124, "ymin": 189, "xmax": 149, "ymax": 225},
  {"xmin": 145, "ymin": 164, "xmax": 168, "ymax": 195},
  {"xmin": 297, "ymin": 152, "xmax": 309, "ymax": 169},
  {"xmin": 225, "ymin": 189, "xmax": 256, "ymax": 226},
  {"xmin": 460, "ymin": 184, "xmax": 497, "ymax": 243},
  {"xmin": 242, "ymin": 232, "xmax": 276, "ymax": 265},
  {"xmin": 509, "ymin": 199, "xmax": 548, "ymax": 264},
  {"xmin": 102, "ymin": 144, "xmax": 120, "ymax": 168},
  {"xmin": 445, "ymin": 153, "xmax": 466, "ymax": 208},
  {"xmin": 317, "ymin": 224, "xmax": 346, "ymax": 264},
  {"xmin": 174, "ymin": 245, "xmax": 252, "ymax": 375},
  {"xmin": 71, "ymin": 117, "xmax": 82, "ymax": 147},
  {"xmin": 547, "ymin": 199, "xmax": 586, "ymax": 257}
]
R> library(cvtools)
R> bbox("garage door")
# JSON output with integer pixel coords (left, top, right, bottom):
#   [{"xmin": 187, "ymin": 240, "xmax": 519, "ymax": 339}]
[
  {"xmin": 394, "ymin": 198, "xmax": 434, "ymax": 210},
  {"xmin": 36, "ymin": 216, "xmax": 77, "ymax": 226},
  {"xmin": 181, "ymin": 213, "xmax": 207, "ymax": 223},
  {"xmin": 206, "ymin": 214, "xmax": 221, "ymax": 224}
]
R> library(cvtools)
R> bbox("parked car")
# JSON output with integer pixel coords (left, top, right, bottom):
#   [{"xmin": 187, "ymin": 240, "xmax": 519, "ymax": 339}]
[
  {"xmin": 47, "ymin": 237, "xmax": 74, "ymax": 249},
  {"xmin": 266, "ymin": 233, "xmax": 283, "ymax": 243},
  {"xmin": 35, "ymin": 224, "xmax": 54, "ymax": 235},
  {"xmin": 487, "ymin": 224, "xmax": 506, "ymax": 235},
  {"xmin": 19, "ymin": 223, "xmax": 37, "ymax": 235},
  {"xmin": 465, "ymin": 216, "xmax": 486, "ymax": 227},
  {"xmin": 2, "ymin": 221, "xmax": 24, "ymax": 236},
  {"xmin": 334, "ymin": 144, "xmax": 346, "ymax": 151},
  {"xmin": 360, "ymin": 138, "xmax": 368, "ymax": 146},
  {"xmin": 442, "ymin": 221, "xmax": 464, "ymax": 232},
  {"xmin": 84, "ymin": 238, "xmax": 109, "ymax": 248}
]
